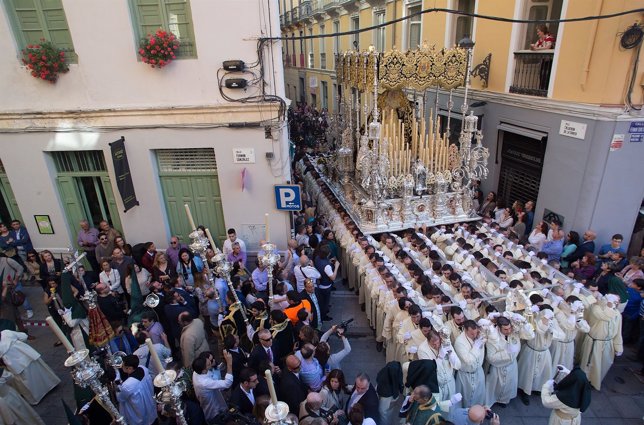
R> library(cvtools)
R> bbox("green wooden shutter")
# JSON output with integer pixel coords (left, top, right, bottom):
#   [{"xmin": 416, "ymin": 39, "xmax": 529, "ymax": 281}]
[
  {"xmin": 163, "ymin": 0, "xmax": 196, "ymax": 57},
  {"xmin": 57, "ymin": 175, "xmax": 86, "ymax": 245},
  {"xmin": 0, "ymin": 176, "xmax": 23, "ymax": 223},
  {"xmin": 7, "ymin": 0, "xmax": 76, "ymax": 62},
  {"xmin": 99, "ymin": 176, "xmax": 123, "ymax": 236},
  {"xmin": 134, "ymin": 0, "xmax": 164, "ymax": 39}
]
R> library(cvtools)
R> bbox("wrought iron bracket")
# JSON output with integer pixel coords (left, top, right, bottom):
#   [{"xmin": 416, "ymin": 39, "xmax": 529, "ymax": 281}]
[{"xmin": 471, "ymin": 53, "xmax": 492, "ymax": 88}]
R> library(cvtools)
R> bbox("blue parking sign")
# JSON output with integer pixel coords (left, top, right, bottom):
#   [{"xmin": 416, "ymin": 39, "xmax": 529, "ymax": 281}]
[{"xmin": 274, "ymin": 185, "xmax": 302, "ymax": 211}]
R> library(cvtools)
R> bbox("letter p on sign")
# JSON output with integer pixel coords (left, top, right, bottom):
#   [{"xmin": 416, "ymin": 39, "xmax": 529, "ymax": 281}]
[{"xmin": 274, "ymin": 185, "xmax": 302, "ymax": 211}]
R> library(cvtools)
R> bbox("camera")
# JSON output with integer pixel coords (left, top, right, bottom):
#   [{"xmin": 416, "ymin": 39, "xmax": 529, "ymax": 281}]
[
  {"xmin": 320, "ymin": 406, "xmax": 339, "ymax": 423},
  {"xmin": 337, "ymin": 318, "xmax": 354, "ymax": 333},
  {"xmin": 485, "ymin": 409, "xmax": 494, "ymax": 420}
]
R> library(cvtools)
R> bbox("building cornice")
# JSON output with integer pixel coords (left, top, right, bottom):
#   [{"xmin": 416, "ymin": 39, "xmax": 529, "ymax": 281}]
[{"xmin": 0, "ymin": 103, "xmax": 283, "ymax": 132}]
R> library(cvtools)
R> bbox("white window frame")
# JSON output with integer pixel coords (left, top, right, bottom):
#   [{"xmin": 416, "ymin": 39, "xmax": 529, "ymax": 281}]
[
  {"xmin": 333, "ymin": 20, "xmax": 340, "ymax": 54},
  {"xmin": 373, "ymin": 10, "xmax": 386, "ymax": 52},
  {"xmin": 351, "ymin": 16, "xmax": 360, "ymax": 49},
  {"xmin": 405, "ymin": 3, "xmax": 422, "ymax": 51},
  {"xmin": 308, "ymin": 27, "xmax": 314, "ymax": 68},
  {"xmin": 445, "ymin": 0, "xmax": 476, "ymax": 47}
]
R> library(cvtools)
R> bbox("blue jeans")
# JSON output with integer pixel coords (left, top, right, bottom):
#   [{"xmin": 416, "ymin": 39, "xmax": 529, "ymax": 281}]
[{"xmin": 14, "ymin": 282, "xmax": 32, "ymax": 311}]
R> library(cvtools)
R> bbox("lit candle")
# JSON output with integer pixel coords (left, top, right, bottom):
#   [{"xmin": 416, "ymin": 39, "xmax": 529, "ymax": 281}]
[
  {"xmin": 264, "ymin": 213, "xmax": 270, "ymax": 242},
  {"xmin": 184, "ymin": 204, "xmax": 196, "ymax": 231},
  {"xmin": 265, "ymin": 369, "xmax": 278, "ymax": 405},
  {"xmin": 145, "ymin": 338, "xmax": 164, "ymax": 374},
  {"xmin": 205, "ymin": 228, "xmax": 217, "ymax": 251},
  {"xmin": 46, "ymin": 316, "xmax": 74, "ymax": 353}
]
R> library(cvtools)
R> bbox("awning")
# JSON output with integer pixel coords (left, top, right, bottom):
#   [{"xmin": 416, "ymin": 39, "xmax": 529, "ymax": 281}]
[{"xmin": 497, "ymin": 122, "xmax": 548, "ymax": 140}]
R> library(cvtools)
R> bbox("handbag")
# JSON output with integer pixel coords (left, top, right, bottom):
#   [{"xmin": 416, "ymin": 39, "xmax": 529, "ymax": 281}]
[
  {"xmin": 10, "ymin": 288, "xmax": 26, "ymax": 306},
  {"xmin": 2, "ymin": 247, "xmax": 16, "ymax": 257}
]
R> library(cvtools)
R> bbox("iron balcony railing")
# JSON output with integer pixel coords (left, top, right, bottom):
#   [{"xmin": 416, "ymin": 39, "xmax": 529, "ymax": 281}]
[
  {"xmin": 284, "ymin": 11, "xmax": 291, "ymax": 25},
  {"xmin": 320, "ymin": 52, "xmax": 327, "ymax": 69},
  {"xmin": 291, "ymin": 6, "xmax": 298, "ymax": 22},
  {"xmin": 323, "ymin": 0, "xmax": 339, "ymax": 10},
  {"xmin": 509, "ymin": 50, "xmax": 554, "ymax": 97}
]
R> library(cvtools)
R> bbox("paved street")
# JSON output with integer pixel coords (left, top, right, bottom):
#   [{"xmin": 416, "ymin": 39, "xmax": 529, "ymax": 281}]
[{"xmin": 18, "ymin": 282, "xmax": 644, "ymax": 425}]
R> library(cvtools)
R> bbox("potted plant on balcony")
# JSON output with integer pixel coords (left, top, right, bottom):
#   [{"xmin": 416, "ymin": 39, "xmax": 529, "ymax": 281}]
[
  {"xmin": 21, "ymin": 40, "xmax": 69, "ymax": 83},
  {"xmin": 138, "ymin": 29, "xmax": 180, "ymax": 69}
]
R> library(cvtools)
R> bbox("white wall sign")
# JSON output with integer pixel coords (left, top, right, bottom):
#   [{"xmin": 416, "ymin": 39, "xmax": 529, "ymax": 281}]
[
  {"xmin": 559, "ymin": 120, "xmax": 587, "ymax": 140},
  {"xmin": 610, "ymin": 134, "xmax": 624, "ymax": 152},
  {"xmin": 232, "ymin": 148, "xmax": 255, "ymax": 164}
]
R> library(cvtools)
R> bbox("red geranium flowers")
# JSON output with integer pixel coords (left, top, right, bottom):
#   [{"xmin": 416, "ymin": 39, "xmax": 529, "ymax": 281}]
[
  {"xmin": 21, "ymin": 40, "xmax": 69, "ymax": 83},
  {"xmin": 139, "ymin": 29, "xmax": 180, "ymax": 69}
]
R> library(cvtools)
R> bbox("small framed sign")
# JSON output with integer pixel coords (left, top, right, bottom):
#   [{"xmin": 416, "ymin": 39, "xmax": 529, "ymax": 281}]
[{"xmin": 34, "ymin": 215, "xmax": 54, "ymax": 235}]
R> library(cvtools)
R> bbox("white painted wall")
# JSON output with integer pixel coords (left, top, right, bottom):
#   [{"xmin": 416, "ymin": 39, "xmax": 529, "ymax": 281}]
[{"xmin": 0, "ymin": 0, "xmax": 292, "ymax": 253}]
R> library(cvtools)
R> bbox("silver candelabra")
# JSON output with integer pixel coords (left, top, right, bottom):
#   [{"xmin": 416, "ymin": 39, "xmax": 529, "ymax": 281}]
[
  {"xmin": 154, "ymin": 370, "xmax": 188, "ymax": 425},
  {"xmin": 64, "ymin": 349, "xmax": 127, "ymax": 424},
  {"xmin": 188, "ymin": 229, "xmax": 222, "ymax": 309},
  {"xmin": 260, "ymin": 242, "xmax": 280, "ymax": 306}
]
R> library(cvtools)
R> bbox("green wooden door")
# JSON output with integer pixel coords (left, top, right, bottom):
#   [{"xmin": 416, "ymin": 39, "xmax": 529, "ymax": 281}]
[
  {"xmin": 57, "ymin": 175, "xmax": 123, "ymax": 248},
  {"xmin": 159, "ymin": 173, "xmax": 226, "ymax": 245},
  {"xmin": 0, "ymin": 175, "xmax": 23, "ymax": 224}
]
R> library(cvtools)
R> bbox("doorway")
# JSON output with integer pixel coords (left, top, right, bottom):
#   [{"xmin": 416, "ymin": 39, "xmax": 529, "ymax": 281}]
[
  {"xmin": 0, "ymin": 160, "xmax": 22, "ymax": 225},
  {"xmin": 157, "ymin": 149, "xmax": 226, "ymax": 245},
  {"xmin": 53, "ymin": 151, "xmax": 122, "ymax": 244},
  {"xmin": 497, "ymin": 129, "xmax": 547, "ymax": 208}
]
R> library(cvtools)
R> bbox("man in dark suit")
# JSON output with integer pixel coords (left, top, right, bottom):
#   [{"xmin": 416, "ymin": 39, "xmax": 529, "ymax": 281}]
[
  {"xmin": 563, "ymin": 229, "xmax": 596, "ymax": 264},
  {"xmin": 248, "ymin": 329, "xmax": 274, "ymax": 373},
  {"xmin": 300, "ymin": 278, "xmax": 321, "ymax": 330},
  {"xmin": 277, "ymin": 355, "xmax": 308, "ymax": 414},
  {"xmin": 346, "ymin": 372, "xmax": 380, "ymax": 424},
  {"xmin": 229, "ymin": 367, "xmax": 259, "ymax": 415},
  {"xmin": 223, "ymin": 334, "xmax": 247, "ymax": 387}
]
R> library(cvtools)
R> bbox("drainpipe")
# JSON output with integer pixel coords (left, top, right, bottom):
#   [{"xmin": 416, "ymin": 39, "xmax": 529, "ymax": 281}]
[{"xmin": 580, "ymin": 0, "xmax": 603, "ymax": 90}]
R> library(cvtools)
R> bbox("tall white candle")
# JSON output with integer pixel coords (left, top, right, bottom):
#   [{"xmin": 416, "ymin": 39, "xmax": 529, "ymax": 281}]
[
  {"xmin": 264, "ymin": 213, "xmax": 270, "ymax": 242},
  {"xmin": 205, "ymin": 228, "xmax": 217, "ymax": 251},
  {"xmin": 265, "ymin": 369, "xmax": 278, "ymax": 405},
  {"xmin": 145, "ymin": 338, "xmax": 164, "ymax": 374},
  {"xmin": 184, "ymin": 204, "xmax": 196, "ymax": 231},
  {"xmin": 46, "ymin": 316, "xmax": 74, "ymax": 353}
]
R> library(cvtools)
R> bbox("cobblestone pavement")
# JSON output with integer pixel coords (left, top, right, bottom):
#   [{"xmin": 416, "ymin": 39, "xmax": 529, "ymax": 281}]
[{"xmin": 19, "ymin": 281, "xmax": 644, "ymax": 425}]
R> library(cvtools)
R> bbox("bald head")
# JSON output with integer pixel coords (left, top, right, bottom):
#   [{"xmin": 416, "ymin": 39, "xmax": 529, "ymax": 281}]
[
  {"xmin": 305, "ymin": 392, "xmax": 323, "ymax": 410},
  {"xmin": 285, "ymin": 355, "xmax": 301, "ymax": 372},
  {"xmin": 288, "ymin": 239, "xmax": 298, "ymax": 249},
  {"xmin": 468, "ymin": 405, "xmax": 486, "ymax": 422},
  {"xmin": 299, "ymin": 255, "xmax": 309, "ymax": 266}
]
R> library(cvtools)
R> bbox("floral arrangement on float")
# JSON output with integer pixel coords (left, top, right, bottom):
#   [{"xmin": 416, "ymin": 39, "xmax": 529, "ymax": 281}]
[
  {"xmin": 21, "ymin": 39, "xmax": 69, "ymax": 83},
  {"xmin": 138, "ymin": 28, "xmax": 180, "ymax": 68}
]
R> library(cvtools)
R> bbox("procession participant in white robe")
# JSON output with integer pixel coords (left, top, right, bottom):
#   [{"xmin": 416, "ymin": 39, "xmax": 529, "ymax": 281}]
[
  {"xmin": 60, "ymin": 272, "xmax": 89, "ymax": 350},
  {"xmin": 387, "ymin": 298, "xmax": 412, "ymax": 363},
  {"xmin": 0, "ymin": 330, "xmax": 60, "ymax": 405},
  {"xmin": 418, "ymin": 330, "xmax": 461, "ymax": 404},
  {"xmin": 396, "ymin": 305, "xmax": 423, "ymax": 362},
  {"xmin": 551, "ymin": 297, "xmax": 590, "ymax": 371},
  {"xmin": 484, "ymin": 314, "xmax": 534, "ymax": 407},
  {"xmin": 453, "ymin": 284, "xmax": 482, "ymax": 321},
  {"xmin": 454, "ymin": 320, "xmax": 486, "ymax": 407},
  {"xmin": 444, "ymin": 307, "xmax": 466, "ymax": 346},
  {"xmin": 579, "ymin": 294, "xmax": 623, "ymax": 390},
  {"xmin": 405, "ymin": 317, "xmax": 433, "ymax": 362},
  {"xmin": 540, "ymin": 366, "xmax": 591, "ymax": 425},
  {"xmin": 517, "ymin": 305, "xmax": 565, "ymax": 405},
  {"xmin": 116, "ymin": 355, "xmax": 157, "ymax": 425},
  {"xmin": 380, "ymin": 285, "xmax": 406, "ymax": 353},
  {"xmin": 0, "ymin": 369, "xmax": 45, "ymax": 425}
]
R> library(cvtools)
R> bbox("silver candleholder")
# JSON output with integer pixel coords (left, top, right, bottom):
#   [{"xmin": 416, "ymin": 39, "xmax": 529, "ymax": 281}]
[
  {"xmin": 212, "ymin": 250, "xmax": 249, "ymax": 324},
  {"xmin": 64, "ymin": 349, "xmax": 127, "ymax": 425},
  {"xmin": 188, "ymin": 229, "xmax": 222, "ymax": 306},
  {"xmin": 260, "ymin": 242, "xmax": 280, "ymax": 305},
  {"xmin": 154, "ymin": 370, "xmax": 188, "ymax": 425},
  {"xmin": 265, "ymin": 401, "xmax": 292, "ymax": 424}
]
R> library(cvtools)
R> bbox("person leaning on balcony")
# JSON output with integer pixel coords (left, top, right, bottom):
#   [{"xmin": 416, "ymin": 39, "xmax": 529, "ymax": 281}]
[{"xmin": 531, "ymin": 25, "xmax": 555, "ymax": 50}]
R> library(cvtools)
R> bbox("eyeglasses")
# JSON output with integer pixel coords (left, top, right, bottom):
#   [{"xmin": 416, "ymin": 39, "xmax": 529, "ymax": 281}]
[
  {"xmin": 260, "ymin": 337, "xmax": 273, "ymax": 342},
  {"xmin": 171, "ymin": 241, "xmax": 178, "ymax": 244},
  {"xmin": 99, "ymin": 237, "xmax": 107, "ymax": 241}
]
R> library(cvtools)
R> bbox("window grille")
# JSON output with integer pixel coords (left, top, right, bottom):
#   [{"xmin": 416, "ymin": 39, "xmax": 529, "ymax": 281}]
[
  {"xmin": 52, "ymin": 151, "xmax": 107, "ymax": 173},
  {"xmin": 156, "ymin": 149, "xmax": 217, "ymax": 172}
]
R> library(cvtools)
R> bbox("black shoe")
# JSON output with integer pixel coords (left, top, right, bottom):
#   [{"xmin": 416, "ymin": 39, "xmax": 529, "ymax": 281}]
[
  {"xmin": 376, "ymin": 341, "xmax": 383, "ymax": 352},
  {"xmin": 520, "ymin": 393, "xmax": 530, "ymax": 406},
  {"xmin": 322, "ymin": 316, "xmax": 333, "ymax": 321},
  {"xmin": 361, "ymin": 303, "xmax": 366, "ymax": 312}
]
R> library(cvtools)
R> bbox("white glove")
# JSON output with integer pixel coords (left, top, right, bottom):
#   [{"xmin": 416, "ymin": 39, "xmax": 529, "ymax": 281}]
[
  {"xmin": 615, "ymin": 351, "xmax": 623, "ymax": 357},
  {"xmin": 449, "ymin": 393, "xmax": 463, "ymax": 406},
  {"xmin": 473, "ymin": 338, "xmax": 484, "ymax": 350},
  {"xmin": 404, "ymin": 331, "xmax": 412, "ymax": 340},
  {"xmin": 499, "ymin": 282, "xmax": 509, "ymax": 290},
  {"xmin": 408, "ymin": 346, "xmax": 418, "ymax": 354},
  {"xmin": 545, "ymin": 379, "xmax": 555, "ymax": 392},
  {"xmin": 217, "ymin": 314, "xmax": 224, "ymax": 327},
  {"xmin": 477, "ymin": 318, "xmax": 491, "ymax": 327},
  {"xmin": 423, "ymin": 270, "xmax": 433, "ymax": 276},
  {"xmin": 508, "ymin": 343, "xmax": 520, "ymax": 354},
  {"xmin": 530, "ymin": 305, "xmax": 540, "ymax": 313},
  {"xmin": 528, "ymin": 251, "xmax": 536, "ymax": 257},
  {"xmin": 507, "ymin": 241, "xmax": 514, "ymax": 248},
  {"xmin": 494, "ymin": 251, "xmax": 502, "ymax": 257},
  {"xmin": 566, "ymin": 315, "xmax": 576, "ymax": 326},
  {"xmin": 448, "ymin": 350, "xmax": 460, "ymax": 365},
  {"xmin": 571, "ymin": 301, "xmax": 584, "ymax": 312},
  {"xmin": 542, "ymin": 309, "xmax": 555, "ymax": 320},
  {"xmin": 422, "ymin": 312, "xmax": 432, "ymax": 319},
  {"xmin": 541, "ymin": 289, "xmax": 549, "ymax": 297},
  {"xmin": 573, "ymin": 282, "xmax": 584, "ymax": 290},
  {"xmin": 541, "ymin": 259, "xmax": 548, "ymax": 265},
  {"xmin": 488, "ymin": 312, "xmax": 501, "ymax": 320},
  {"xmin": 438, "ymin": 346, "xmax": 448, "ymax": 358},
  {"xmin": 459, "ymin": 300, "xmax": 467, "ymax": 309},
  {"xmin": 557, "ymin": 365, "xmax": 571, "ymax": 376},
  {"xmin": 512, "ymin": 313, "xmax": 525, "ymax": 322},
  {"xmin": 435, "ymin": 305, "xmax": 444, "ymax": 314}
]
